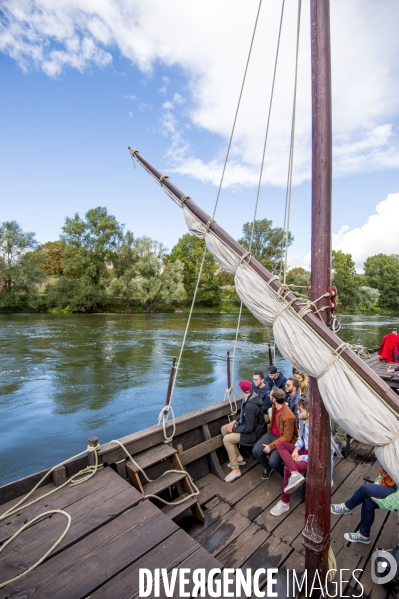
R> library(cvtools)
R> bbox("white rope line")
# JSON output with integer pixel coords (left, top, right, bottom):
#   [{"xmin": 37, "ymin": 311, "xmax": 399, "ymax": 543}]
[
  {"xmin": 230, "ymin": 0, "xmax": 285, "ymax": 388},
  {"xmin": 0, "ymin": 443, "xmax": 100, "ymax": 589},
  {"xmin": 281, "ymin": 0, "xmax": 302, "ymax": 284},
  {"xmin": 317, "ymin": 342, "xmax": 348, "ymax": 379},
  {"xmin": 157, "ymin": 405, "xmax": 176, "ymax": 443},
  {"xmin": 224, "ymin": 387, "xmax": 238, "ymax": 416},
  {"xmin": 110, "ymin": 440, "xmax": 200, "ymax": 506},
  {"xmin": 158, "ymin": 3, "xmax": 264, "ymax": 440},
  {"xmin": 0, "ymin": 510, "xmax": 72, "ymax": 589}
]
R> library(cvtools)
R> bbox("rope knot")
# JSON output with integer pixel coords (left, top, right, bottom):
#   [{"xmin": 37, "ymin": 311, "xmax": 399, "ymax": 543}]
[
  {"xmin": 86, "ymin": 443, "xmax": 100, "ymax": 453},
  {"xmin": 205, "ymin": 218, "xmax": 215, "ymax": 233},
  {"xmin": 237, "ymin": 251, "xmax": 252, "ymax": 268}
]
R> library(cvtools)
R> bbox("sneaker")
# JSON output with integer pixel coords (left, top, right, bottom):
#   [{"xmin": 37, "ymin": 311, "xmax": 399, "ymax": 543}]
[
  {"xmin": 331, "ymin": 503, "xmax": 352, "ymax": 515},
  {"xmin": 224, "ymin": 471, "xmax": 241, "ymax": 482},
  {"xmin": 261, "ymin": 469, "xmax": 273, "ymax": 480},
  {"xmin": 270, "ymin": 500, "xmax": 290, "ymax": 517},
  {"xmin": 228, "ymin": 460, "xmax": 246, "ymax": 468},
  {"xmin": 284, "ymin": 473, "xmax": 305, "ymax": 494},
  {"xmin": 344, "ymin": 531, "xmax": 370, "ymax": 544}
]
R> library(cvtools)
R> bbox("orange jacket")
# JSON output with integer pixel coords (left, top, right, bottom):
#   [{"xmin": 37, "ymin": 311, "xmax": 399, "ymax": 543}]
[{"xmin": 267, "ymin": 403, "xmax": 298, "ymax": 450}]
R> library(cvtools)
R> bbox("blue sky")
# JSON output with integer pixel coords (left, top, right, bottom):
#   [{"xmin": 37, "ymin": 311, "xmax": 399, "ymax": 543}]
[{"xmin": 0, "ymin": 0, "xmax": 398, "ymax": 271}]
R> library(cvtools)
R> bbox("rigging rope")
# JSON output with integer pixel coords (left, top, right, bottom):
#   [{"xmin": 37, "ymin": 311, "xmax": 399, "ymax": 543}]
[
  {"xmin": 160, "ymin": 0, "xmax": 264, "ymax": 438},
  {"xmin": 280, "ymin": 0, "xmax": 302, "ymax": 284},
  {"xmin": 230, "ymin": 0, "xmax": 286, "ymax": 389}
]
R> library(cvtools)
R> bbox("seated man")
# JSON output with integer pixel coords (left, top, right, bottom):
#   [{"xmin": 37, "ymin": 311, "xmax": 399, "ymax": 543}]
[
  {"xmin": 252, "ymin": 370, "xmax": 271, "ymax": 422},
  {"xmin": 252, "ymin": 387, "xmax": 298, "ymax": 480},
  {"xmin": 331, "ymin": 469, "xmax": 398, "ymax": 544},
  {"xmin": 285, "ymin": 376, "xmax": 301, "ymax": 420},
  {"xmin": 221, "ymin": 380, "xmax": 266, "ymax": 483},
  {"xmin": 264, "ymin": 365, "xmax": 287, "ymax": 395},
  {"xmin": 269, "ymin": 398, "xmax": 310, "ymax": 516}
]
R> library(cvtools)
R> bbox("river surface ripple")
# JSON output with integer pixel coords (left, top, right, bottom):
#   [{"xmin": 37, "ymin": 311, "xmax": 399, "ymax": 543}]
[{"xmin": 1, "ymin": 313, "xmax": 398, "ymax": 485}]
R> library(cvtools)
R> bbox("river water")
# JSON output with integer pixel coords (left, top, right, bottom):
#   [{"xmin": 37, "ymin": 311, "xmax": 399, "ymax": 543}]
[{"xmin": 1, "ymin": 313, "xmax": 398, "ymax": 485}]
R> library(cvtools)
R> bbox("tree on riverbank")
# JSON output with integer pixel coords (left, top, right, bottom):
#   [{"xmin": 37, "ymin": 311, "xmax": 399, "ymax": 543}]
[
  {"xmin": 364, "ymin": 254, "xmax": 399, "ymax": 310},
  {"xmin": 238, "ymin": 219, "xmax": 293, "ymax": 274},
  {"xmin": 0, "ymin": 221, "xmax": 46, "ymax": 307},
  {"xmin": 111, "ymin": 233, "xmax": 185, "ymax": 312},
  {"xmin": 168, "ymin": 234, "xmax": 221, "ymax": 305},
  {"xmin": 332, "ymin": 250, "xmax": 360, "ymax": 309}
]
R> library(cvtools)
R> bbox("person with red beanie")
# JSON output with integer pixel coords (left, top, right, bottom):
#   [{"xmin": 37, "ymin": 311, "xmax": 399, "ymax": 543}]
[{"xmin": 221, "ymin": 379, "xmax": 266, "ymax": 482}]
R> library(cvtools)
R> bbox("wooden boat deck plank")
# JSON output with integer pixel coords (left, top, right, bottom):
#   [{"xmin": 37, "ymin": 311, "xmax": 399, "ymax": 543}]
[
  {"xmin": 0, "ymin": 483, "xmax": 145, "ymax": 581},
  {"xmin": 89, "ymin": 528, "xmax": 203, "ymax": 599},
  {"xmin": 234, "ymin": 471, "xmax": 282, "ymax": 520},
  {"xmin": 240, "ymin": 533, "xmax": 292, "ymax": 589},
  {"xmin": 184, "ymin": 496, "xmax": 232, "ymax": 538},
  {"xmin": 216, "ymin": 521, "xmax": 270, "ymax": 568},
  {"xmin": 217, "ymin": 463, "xmax": 266, "ymax": 505},
  {"xmin": 0, "ymin": 466, "xmax": 142, "ymax": 544},
  {"xmin": 152, "ymin": 548, "xmax": 223, "ymax": 599},
  {"xmin": 127, "ymin": 443, "xmax": 177, "ymax": 472},
  {"xmin": 194, "ymin": 507, "xmax": 253, "ymax": 557},
  {"xmin": 0, "ymin": 500, "xmax": 178, "ymax": 599}
]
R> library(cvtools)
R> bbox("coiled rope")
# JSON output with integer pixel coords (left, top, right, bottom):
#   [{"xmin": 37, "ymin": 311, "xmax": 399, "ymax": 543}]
[{"xmin": 0, "ymin": 442, "xmax": 100, "ymax": 589}]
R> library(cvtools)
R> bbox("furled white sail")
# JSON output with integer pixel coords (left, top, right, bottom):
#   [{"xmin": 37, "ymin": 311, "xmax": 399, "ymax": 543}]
[{"xmin": 183, "ymin": 206, "xmax": 399, "ymax": 482}]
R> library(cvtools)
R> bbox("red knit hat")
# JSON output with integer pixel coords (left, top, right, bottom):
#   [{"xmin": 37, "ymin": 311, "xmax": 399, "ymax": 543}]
[{"xmin": 238, "ymin": 380, "xmax": 252, "ymax": 393}]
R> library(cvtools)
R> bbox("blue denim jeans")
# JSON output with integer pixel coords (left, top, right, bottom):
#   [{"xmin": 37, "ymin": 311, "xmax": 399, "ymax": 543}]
[{"xmin": 345, "ymin": 483, "xmax": 395, "ymax": 537}]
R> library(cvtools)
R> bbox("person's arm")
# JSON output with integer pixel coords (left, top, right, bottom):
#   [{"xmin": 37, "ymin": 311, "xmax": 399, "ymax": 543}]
[
  {"xmin": 233, "ymin": 403, "xmax": 256, "ymax": 434},
  {"xmin": 269, "ymin": 415, "xmax": 296, "ymax": 450},
  {"xmin": 375, "ymin": 488, "xmax": 399, "ymax": 511}
]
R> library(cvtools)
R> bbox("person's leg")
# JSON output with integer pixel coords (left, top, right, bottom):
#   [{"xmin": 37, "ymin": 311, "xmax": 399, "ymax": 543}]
[
  {"xmin": 357, "ymin": 485, "xmax": 395, "ymax": 538},
  {"xmin": 221, "ymin": 425, "xmax": 244, "ymax": 463},
  {"xmin": 222, "ymin": 432, "xmax": 241, "ymax": 471},
  {"xmin": 345, "ymin": 483, "xmax": 387, "ymax": 511},
  {"xmin": 252, "ymin": 432, "xmax": 278, "ymax": 469},
  {"xmin": 276, "ymin": 442, "xmax": 297, "ymax": 471},
  {"xmin": 281, "ymin": 461, "xmax": 307, "ymax": 504},
  {"xmin": 268, "ymin": 448, "xmax": 284, "ymax": 473}
]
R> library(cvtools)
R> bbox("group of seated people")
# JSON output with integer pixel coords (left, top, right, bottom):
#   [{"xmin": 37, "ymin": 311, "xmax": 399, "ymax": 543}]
[{"xmin": 221, "ymin": 365, "xmax": 346, "ymax": 518}]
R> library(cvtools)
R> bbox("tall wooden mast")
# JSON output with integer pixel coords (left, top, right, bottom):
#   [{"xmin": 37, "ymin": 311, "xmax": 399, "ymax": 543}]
[{"xmin": 302, "ymin": 0, "xmax": 333, "ymax": 589}]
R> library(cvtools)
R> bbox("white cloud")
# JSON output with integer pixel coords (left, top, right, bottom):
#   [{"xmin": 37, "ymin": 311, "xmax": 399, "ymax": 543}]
[
  {"xmin": 122, "ymin": 94, "xmax": 136, "ymax": 100},
  {"xmin": 162, "ymin": 101, "xmax": 173, "ymax": 110},
  {"xmin": 1, "ymin": 1, "xmax": 399, "ymax": 186},
  {"xmin": 332, "ymin": 193, "xmax": 399, "ymax": 271}
]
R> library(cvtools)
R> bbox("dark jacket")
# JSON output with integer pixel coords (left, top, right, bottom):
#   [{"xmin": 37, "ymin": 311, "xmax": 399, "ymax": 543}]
[
  {"xmin": 252, "ymin": 382, "xmax": 271, "ymax": 413},
  {"xmin": 233, "ymin": 392, "xmax": 266, "ymax": 446},
  {"xmin": 264, "ymin": 371, "xmax": 287, "ymax": 395},
  {"xmin": 286, "ymin": 390, "xmax": 300, "ymax": 421}
]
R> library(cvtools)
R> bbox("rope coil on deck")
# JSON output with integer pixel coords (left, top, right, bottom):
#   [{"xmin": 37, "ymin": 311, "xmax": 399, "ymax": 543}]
[{"xmin": 0, "ymin": 442, "xmax": 101, "ymax": 589}]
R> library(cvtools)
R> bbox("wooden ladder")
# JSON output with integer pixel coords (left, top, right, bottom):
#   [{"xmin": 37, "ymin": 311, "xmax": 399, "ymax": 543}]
[{"xmin": 124, "ymin": 444, "xmax": 204, "ymax": 523}]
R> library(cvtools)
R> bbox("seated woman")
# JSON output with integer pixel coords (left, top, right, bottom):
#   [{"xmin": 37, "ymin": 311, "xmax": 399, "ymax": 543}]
[
  {"xmin": 331, "ymin": 469, "xmax": 398, "ymax": 544},
  {"xmin": 293, "ymin": 369, "xmax": 309, "ymax": 397}
]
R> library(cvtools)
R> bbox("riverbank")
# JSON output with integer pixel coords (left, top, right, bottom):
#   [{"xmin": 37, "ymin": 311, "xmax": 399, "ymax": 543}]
[{"xmin": 1, "ymin": 301, "xmax": 397, "ymax": 316}]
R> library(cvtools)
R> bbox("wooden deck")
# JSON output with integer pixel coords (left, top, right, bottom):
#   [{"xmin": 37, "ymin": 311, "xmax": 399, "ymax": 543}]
[
  {"xmin": 361, "ymin": 348, "xmax": 399, "ymax": 393},
  {"xmin": 179, "ymin": 441, "xmax": 397, "ymax": 598},
  {"xmin": 0, "ymin": 403, "xmax": 397, "ymax": 598}
]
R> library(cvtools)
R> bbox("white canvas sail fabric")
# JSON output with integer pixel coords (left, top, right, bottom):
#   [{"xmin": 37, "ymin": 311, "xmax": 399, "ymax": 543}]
[{"xmin": 183, "ymin": 206, "xmax": 399, "ymax": 482}]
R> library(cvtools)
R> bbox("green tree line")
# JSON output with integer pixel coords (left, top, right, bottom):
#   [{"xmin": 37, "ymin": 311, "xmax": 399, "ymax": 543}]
[{"xmin": 0, "ymin": 209, "xmax": 398, "ymax": 313}]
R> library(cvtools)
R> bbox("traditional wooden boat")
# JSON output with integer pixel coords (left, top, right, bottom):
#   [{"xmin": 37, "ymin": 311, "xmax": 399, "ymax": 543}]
[{"xmin": 1, "ymin": 1, "xmax": 398, "ymax": 598}]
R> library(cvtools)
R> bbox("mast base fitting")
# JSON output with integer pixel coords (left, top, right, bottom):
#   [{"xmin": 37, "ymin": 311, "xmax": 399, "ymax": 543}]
[{"xmin": 302, "ymin": 530, "xmax": 330, "ymax": 555}]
